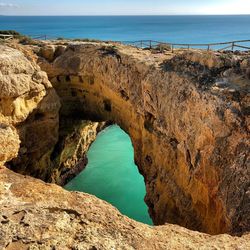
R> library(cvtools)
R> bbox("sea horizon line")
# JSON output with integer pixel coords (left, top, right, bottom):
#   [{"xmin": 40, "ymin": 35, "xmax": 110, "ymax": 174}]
[{"xmin": 1, "ymin": 14, "xmax": 250, "ymax": 17}]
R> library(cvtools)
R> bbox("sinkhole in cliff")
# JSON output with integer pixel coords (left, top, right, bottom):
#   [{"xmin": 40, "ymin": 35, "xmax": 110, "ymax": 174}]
[{"xmin": 64, "ymin": 124, "xmax": 153, "ymax": 225}]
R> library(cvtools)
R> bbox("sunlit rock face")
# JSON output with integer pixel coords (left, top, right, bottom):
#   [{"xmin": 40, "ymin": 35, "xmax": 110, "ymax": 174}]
[
  {"xmin": 36, "ymin": 43, "xmax": 249, "ymax": 235},
  {"xmin": 0, "ymin": 44, "xmax": 105, "ymax": 185},
  {"xmin": 0, "ymin": 166, "xmax": 250, "ymax": 250},
  {"xmin": 0, "ymin": 45, "xmax": 60, "ymax": 179}
]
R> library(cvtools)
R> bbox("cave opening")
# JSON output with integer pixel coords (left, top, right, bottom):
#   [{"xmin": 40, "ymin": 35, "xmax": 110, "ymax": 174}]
[{"xmin": 64, "ymin": 124, "xmax": 153, "ymax": 225}]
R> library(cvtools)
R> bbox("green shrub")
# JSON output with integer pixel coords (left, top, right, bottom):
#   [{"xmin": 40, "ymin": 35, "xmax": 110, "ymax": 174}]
[
  {"xmin": 155, "ymin": 43, "xmax": 171, "ymax": 51},
  {"xmin": 19, "ymin": 36, "xmax": 34, "ymax": 45},
  {"xmin": 101, "ymin": 45, "xmax": 118, "ymax": 52},
  {"xmin": 0, "ymin": 30, "xmax": 40, "ymax": 45},
  {"xmin": 0, "ymin": 30, "xmax": 21, "ymax": 37},
  {"xmin": 72, "ymin": 38, "xmax": 101, "ymax": 43}
]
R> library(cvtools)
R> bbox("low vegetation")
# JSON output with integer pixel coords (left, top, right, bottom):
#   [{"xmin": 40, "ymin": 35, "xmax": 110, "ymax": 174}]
[
  {"xmin": 56, "ymin": 37, "xmax": 102, "ymax": 43},
  {"xmin": 0, "ymin": 30, "xmax": 41, "ymax": 45},
  {"xmin": 0, "ymin": 30, "xmax": 22, "ymax": 36}
]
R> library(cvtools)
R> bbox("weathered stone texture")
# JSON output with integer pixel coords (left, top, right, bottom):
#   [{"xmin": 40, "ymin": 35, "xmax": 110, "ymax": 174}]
[
  {"xmin": 38, "ymin": 43, "xmax": 250, "ymax": 234},
  {"xmin": 0, "ymin": 45, "xmax": 60, "ymax": 179},
  {"xmin": 0, "ymin": 166, "xmax": 249, "ymax": 250}
]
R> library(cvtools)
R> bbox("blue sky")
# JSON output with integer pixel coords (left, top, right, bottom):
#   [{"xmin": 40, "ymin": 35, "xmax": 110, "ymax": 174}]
[{"xmin": 0, "ymin": 0, "xmax": 250, "ymax": 15}]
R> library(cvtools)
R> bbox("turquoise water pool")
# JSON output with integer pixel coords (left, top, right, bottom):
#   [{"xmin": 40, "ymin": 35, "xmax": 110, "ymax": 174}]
[{"xmin": 65, "ymin": 125, "xmax": 153, "ymax": 225}]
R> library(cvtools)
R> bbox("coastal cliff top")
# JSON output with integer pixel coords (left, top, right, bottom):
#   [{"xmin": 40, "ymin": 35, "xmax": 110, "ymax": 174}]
[
  {"xmin": 7, "ymin": 38, "xmax": 249, "ymax": 93},
  {"xmin": 7, "ymin": 38, "xmax": 250, "ymax": 66},
  {"xmin": 3, "ymin": 39, "xmax": 250, "ymax": 131}
]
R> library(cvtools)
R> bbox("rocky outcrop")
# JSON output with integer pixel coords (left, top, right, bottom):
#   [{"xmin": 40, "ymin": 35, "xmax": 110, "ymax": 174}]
[
  {"xmin": 0, "ymin": 166, "xmax": 249, "ymax": 250},
  {"xmin": 0, "ymin": 45, "xmax": 54, "ymax": 124},
  {"xmin": 36, "ymin": 43, "xmax": 249, "ymax": 235},
  {"xmin": 0, "ymin": 44, "xmax": 102, "ymax": 185},
  {"xmin": 0, "ymin": 45, "xmax": 60, "ymax": 180},
  {"xmin": 0, "ymin": 124, "xmax": 20, "ymax": 165}
]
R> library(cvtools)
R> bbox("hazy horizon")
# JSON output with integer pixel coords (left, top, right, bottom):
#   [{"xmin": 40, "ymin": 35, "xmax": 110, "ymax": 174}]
[
  {"xmin": 0, "ymin": 0, "xmax": 250, "ymax": 16},
  {"xmin": 1, "ymin": 14, "xmax": 250, "ymax": 16}
]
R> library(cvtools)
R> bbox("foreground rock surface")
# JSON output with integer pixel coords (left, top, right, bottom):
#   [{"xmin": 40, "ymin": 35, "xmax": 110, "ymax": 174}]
[{"xmin": 0, "ymin": 166, "xmax": 249, "ymax": 250}]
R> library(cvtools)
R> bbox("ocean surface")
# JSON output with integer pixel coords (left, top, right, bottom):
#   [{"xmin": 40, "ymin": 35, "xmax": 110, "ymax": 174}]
[
  {"xmin": 65, "ymin": 125, "xmax": 153, "ymax": 225},
  {"xmin": 1, "ymin": 15, "xmax": 250, "ymax": 44}
]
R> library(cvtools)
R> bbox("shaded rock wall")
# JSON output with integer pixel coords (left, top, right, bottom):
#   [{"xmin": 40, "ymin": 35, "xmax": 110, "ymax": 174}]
[
  {"xmin": 37, "ymin": 43, "xmax": 250, "ymax": 235},
  {"xmin": 50, "ymin": 118, "xmax": 106, "ymax": 185},
  {"xmin": 1, "ymin": 44, "xmax": 102, "ymax": 184}
]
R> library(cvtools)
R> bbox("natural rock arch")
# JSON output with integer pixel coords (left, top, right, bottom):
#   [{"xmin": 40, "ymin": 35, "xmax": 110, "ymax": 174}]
[
  {"xmin": 33, "ymin": 43, "xmax": 249, "ymax": 235},
  {"xmin": 1, "ymin": 43, "xmax": 249, "ymax": 249},
  {"xmin": 3, "ymin": 42, "xmax": 248, "ymax": 236}
]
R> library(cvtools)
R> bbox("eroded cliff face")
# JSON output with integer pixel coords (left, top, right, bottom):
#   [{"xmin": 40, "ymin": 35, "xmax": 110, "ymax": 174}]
[
  {"xmin": 0, "ymin": 45, "xmax": 60, "ymax": 179},
  {"xmin": 35, "ymin": 43, "xmax": 250, "ymax": 235},
  {"xmin": 1, "ymin": 44, "xmax": 103, "ymax": 184}
]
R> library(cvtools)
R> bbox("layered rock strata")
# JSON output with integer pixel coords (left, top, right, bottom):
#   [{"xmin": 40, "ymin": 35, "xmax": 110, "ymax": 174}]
[{"xmin": 36, "ymin": 43, "xmax": 250, "ymax": 235}]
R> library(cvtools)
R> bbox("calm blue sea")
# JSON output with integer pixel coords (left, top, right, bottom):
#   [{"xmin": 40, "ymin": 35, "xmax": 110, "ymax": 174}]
[{"xmin": 0, "ymin": 15, "xmax": 250, "ymax": 43}]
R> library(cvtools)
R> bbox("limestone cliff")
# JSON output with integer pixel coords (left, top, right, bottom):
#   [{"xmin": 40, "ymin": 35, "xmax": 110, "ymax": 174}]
[
  {"xmin": 0, "ymin": 42, "xmax": 249, "ymax": 249},
  {"xmin": 0, "ymin": 44, "xmax": 102, "ymax": 184},
  {"xmin": 0, "ymin": 45, "xmax": 60, "ymax": 179},
  {"xmin": 36, "ymin": 43, "xmax": 249, "ymax": 235}
]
